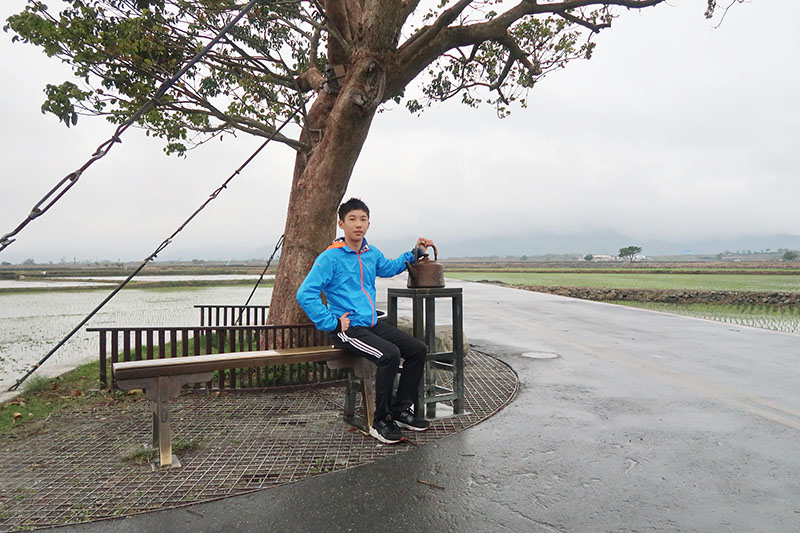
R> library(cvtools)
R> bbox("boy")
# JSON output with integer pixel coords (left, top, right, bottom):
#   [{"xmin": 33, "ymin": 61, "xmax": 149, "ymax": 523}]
[{"xmin": 296, "ymin": 198, "xmax": 433, "ymax": 444}]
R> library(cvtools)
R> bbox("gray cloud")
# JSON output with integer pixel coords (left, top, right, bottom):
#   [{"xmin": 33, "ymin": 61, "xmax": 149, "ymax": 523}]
[{"xmin": 1, "ymin": 0, "xmax": 798, "ymax": 263}]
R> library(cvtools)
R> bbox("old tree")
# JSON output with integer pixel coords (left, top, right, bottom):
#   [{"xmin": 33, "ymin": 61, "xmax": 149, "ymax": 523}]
[{"xmin": 7, "ymin": 0, "xmax": 725, "ymax": 324}]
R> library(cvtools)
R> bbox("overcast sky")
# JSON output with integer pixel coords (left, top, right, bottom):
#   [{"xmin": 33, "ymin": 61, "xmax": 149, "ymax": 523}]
[{"xmin": 1, "ymin": 0, "xmax": 798, "ymax": 263}]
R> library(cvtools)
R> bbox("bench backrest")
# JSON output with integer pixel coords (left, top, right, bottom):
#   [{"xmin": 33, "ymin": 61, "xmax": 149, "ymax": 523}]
[
  {"xmin": 194, "ymin": 305, "xmax": 270, "ymax": 326},
  {"xmin": 89, "ymin": 324, "xmax": 334, "ymax": 390}
]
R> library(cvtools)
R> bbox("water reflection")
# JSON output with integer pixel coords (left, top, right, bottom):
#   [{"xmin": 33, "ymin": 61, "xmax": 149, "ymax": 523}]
[
  {"xmin": 0, "ymin": 285, "xmax": 272, "ymax": 390},
  {"xmin": 0, "ymin": 274, "xmax": 273, "ymax": 290}
]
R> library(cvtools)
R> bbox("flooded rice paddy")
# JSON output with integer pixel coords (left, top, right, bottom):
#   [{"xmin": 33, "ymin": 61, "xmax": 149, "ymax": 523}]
[
  {"xmin": 0, "ymin": 281, "xmax": 272, "ymax": 391},
  {"xmin": 0, "ymin": 274, "xmax": 271, "ymax": 290}
]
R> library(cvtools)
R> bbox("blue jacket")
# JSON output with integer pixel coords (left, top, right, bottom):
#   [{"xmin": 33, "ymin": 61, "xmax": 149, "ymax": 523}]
[{"xmin": 297, "ymin": 238, "xmax": 416, "ymax": 332}]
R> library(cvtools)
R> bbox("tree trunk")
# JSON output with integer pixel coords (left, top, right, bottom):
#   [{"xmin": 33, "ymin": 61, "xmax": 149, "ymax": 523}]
[{"xmin": 268, "ymin": 56, "xmax": 387, "ymax": 325}]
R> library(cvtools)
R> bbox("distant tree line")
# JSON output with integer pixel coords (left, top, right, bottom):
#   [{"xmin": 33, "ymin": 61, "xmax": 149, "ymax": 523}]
[{"xmin": 717, "ymin": 249, "xmax": 798, "ymax": 261}]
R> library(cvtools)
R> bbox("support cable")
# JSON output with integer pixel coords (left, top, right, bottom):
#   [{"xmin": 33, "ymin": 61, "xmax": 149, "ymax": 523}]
[
  {"xmin": 0, "ymin": 0, "xmax": 267, "ymax": 254},
  {"xmin": 7, "ymin": 97, "xmax": 308, "ymax": 392},
  {"xmin": 233, "ymin": 234, "xmax": 284, "ymax": 326}
]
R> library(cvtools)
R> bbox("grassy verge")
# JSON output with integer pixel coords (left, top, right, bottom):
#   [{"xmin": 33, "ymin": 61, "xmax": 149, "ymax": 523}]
[
  {"xmin": 0, "ymin": 359, "xmax": 142, "ymax": 438},
  {"xmin": 448, "ymin": 271, "xmax": 800, "ymax": 292}
]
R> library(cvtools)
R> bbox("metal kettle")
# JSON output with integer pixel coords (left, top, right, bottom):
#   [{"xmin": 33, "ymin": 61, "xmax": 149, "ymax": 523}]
[{"xmin": 405, "ymin": 244, "xmax": 445, "ymax": 288}]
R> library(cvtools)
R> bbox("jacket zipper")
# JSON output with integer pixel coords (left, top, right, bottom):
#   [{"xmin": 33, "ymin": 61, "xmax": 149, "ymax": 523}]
[{"xmin": 357, "ymin": 250, "xmax": 376, "ymax": 326}]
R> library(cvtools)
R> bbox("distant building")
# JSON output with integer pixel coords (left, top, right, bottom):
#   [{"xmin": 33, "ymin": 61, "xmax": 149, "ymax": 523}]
[{"xmin": 590, "ymin": 254, "xmax": 616, "ymax": 261}]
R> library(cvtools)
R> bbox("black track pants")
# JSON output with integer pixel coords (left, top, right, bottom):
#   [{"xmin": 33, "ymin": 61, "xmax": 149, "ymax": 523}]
[{"xmin": 331, "ymin": 321, "xmax": 427, "ymax": 423}]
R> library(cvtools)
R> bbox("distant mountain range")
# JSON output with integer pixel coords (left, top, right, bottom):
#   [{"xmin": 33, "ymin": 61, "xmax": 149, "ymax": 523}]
[
  {"xmin": 429, "ymin": 230, "xmax": 800, "ymax": 259},
  {"xmin": 159, "ymin": 230, "xmax": 800, "ymax": 261}
]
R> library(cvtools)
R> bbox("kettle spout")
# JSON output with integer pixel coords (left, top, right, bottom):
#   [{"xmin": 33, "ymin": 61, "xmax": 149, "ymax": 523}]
[{"xmin": 405, "ymin": 262, "xmax": 417, "ymax": 280}]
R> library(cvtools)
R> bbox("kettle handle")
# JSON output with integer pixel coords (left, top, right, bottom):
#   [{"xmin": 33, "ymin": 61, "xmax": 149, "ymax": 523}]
[{"xmin": 414, "ymin": 243, "xmax": 438, "ymax": 261}]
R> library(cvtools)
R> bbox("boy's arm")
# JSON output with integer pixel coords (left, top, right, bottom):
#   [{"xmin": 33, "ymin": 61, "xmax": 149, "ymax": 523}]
[
  {"xmin": 375, "ymin": 239, "xmax": 434, "ymax": 278},
  {"xmin": 296, "ymin": 255, "xmax": 340, "ymax": 332},
  {"xmin": 375, "ymin": 246, "xmax": 419, "ymax": 278}
]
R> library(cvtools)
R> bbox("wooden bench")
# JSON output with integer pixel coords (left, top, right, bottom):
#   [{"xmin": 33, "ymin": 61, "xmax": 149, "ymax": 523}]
[{"xmin": 113, "ymin": 346, "xmax": 376, "ymax": 469}]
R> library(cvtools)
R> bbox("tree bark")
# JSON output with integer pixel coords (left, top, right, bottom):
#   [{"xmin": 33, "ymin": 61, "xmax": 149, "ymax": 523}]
[
  {"xmin": 269, "ymin": 56, "xmax": 387, "ymax": 325},
  {"xmin": 265, "ymin": 0, "xmax": 669, "ymax": 326}
]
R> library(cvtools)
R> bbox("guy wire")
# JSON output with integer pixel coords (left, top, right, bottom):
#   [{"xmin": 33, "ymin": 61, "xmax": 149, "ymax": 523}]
[
  {"xmin": 8, "ymin": 96, "xmax": 309, "ymax": 392},
  {"xmin": 0, "ymin": 0, "xmax": 268, "ymax": 253}
]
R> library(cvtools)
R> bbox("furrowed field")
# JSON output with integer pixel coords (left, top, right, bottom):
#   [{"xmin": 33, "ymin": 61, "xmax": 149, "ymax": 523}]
[
  {"xmin": 446, "ymin": 262, "xmax": 800, "ymax": 334},
  {"xmin": 613, "ymin": 301, "xmax": 800, "ymax": 334}
]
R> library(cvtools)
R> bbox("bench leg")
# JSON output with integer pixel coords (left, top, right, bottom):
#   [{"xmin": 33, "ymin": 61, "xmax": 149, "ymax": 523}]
[
  {"xmin": 353, "ymin": 359, "xmax": 376, "ymax": 430},
  {"xmin": 118, "ymin": 372, "xmax": 212, "ymax": 470},
  {"xmin": 326, "ymin": 356, "xmax": 377, "ymax": 432},
  {"xmin": 344, "ymin": 371, "xmax": 357, "ymax": 423},
  {"xmin": 152, "ymin": 376, "xmax": 179, "ymax": 469}
]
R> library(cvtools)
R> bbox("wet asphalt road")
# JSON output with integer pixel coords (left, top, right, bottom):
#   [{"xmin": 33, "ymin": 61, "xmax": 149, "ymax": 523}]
[{"xmin": 55, "ymin": 280, "xmax": 800, "ymax": 532}]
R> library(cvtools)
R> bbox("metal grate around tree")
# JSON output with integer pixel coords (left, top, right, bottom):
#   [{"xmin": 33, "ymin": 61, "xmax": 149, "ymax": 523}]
[{"xmin": 0, "ymin": 350, "xmax": 518, "ymax": 531}]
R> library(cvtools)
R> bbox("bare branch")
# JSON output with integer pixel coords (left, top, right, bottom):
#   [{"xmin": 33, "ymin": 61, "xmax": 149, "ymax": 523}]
[
  {"xmin": 319, "ymin": 0, "xmax": 354, "ymax": 62},
  {"xmin": 499, "ymin": 33, "xmax": 541, "ymax": 76},
  {"xmin": 399, "ymin": 0, "xmax": 475, "ymax": 57},
  {"xmin": 710, "ymin": 0, "xmax": 746, "ymax": 28},
  {"xmin": 556, "ymin": 10, "xmax": 610, "ymax": 32},
  {"xmin": 466, "ymin": 43, "xmax": 480, "ymax": 63},
  {"xmin": 489, "ymin": 55, "xmax": 516, "ymax": 91},
  {"xmin": 208, "ymin": 41, "xmax": 297, "ymax": 86},
  {"xmin": 309, "ymin": 27, "xmax": 323, "ymax": 69},
  {"xmin": 163, "ymin": 101, "xmax": 306, "ymax": 150},
  {"xmin": 389, "ymin": 0, "xmax": 665, "ymax": 99},
  {"xmin": 489, "ymin": 0, "xmax": 664, "ymax": 33}
]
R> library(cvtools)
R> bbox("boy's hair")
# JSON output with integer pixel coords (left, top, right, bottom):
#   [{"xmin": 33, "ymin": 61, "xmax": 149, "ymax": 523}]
[{"xmin": 338, "ymin": 197, "xmax": 370, "ymax": 220}]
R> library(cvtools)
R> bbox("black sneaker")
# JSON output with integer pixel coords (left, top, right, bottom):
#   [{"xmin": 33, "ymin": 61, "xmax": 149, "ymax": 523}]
[
  {"xmin": 370, "ymin": 415, "xmax": 403, "ymax": 444},
  {"xmin": 393, "ymin": 407, "xmax": 430, "ymax": 432}
]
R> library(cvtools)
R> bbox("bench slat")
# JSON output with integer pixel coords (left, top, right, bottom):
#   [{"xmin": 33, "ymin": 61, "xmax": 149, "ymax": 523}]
[{"xmin": 113, "ymin": 346, "xmax": 347, "ymax": 380}]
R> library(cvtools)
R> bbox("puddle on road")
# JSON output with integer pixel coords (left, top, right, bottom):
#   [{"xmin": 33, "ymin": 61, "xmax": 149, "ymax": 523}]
[{"xmin": 520, "ymin": 351, "xmax": 560, "ymax": 360}]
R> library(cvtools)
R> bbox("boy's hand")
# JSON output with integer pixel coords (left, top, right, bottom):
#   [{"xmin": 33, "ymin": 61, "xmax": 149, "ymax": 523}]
[
  {"xmin": 339, "ymin": 312, "xmax": 350, "ymax": 332},
  {"xmin": 416, "ymin": 237, "xmax": 434, "ymax": 253}
]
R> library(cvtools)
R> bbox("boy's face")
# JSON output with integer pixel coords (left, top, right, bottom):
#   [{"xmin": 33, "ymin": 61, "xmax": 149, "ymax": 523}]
[{"xmin": 338, "ymin": 209, "xmax": 370, "ymax": 243}]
